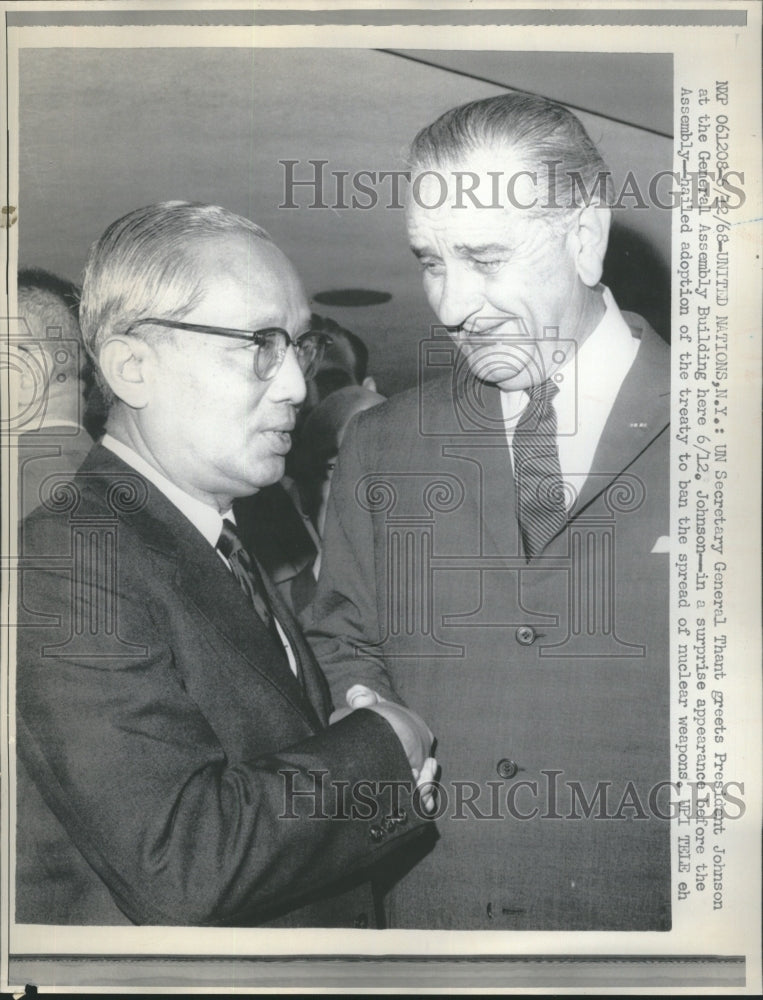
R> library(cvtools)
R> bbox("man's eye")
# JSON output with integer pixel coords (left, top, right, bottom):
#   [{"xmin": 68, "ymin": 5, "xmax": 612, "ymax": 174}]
[
  {"xmin": 419, "ymin": 259, "xmax": 444, "ymax": 274},
  {"xmin": 473, "ymin": 259, "xmax": 503, "ymax": 273}
]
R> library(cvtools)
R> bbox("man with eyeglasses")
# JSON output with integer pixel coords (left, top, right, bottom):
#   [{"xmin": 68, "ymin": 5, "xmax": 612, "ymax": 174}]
[{"xmin": 16, "ymin": 201, "xmax": 435, "ymax": 927}]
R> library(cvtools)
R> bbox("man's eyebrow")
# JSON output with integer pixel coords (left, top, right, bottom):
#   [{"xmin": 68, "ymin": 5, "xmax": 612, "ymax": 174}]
[
  {"xmin": 453, "ymin": 242, "xmax": 511, "ymax": 256},
  {"xmin": 409, "ymin": 241, "xmax": 512, "ymax": 259},
  {"xmin": 410, "ymin": 245, "xmax": 436, "ymax": 259}
]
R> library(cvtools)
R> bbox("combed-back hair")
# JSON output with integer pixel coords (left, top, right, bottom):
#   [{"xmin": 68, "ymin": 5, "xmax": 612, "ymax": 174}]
[{"xmin": 409, "ymin": 92, "xmax": 613, "ymax": 218}]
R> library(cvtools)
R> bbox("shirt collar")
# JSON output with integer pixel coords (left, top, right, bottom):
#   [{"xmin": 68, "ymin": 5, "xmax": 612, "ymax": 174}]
[
  {"xmin": 101, "ymin": 433, "xmax": 231, "ymax": 548},
  {"xmin": 575, "ymin": 285, "xmax": 639, "ymax": 392}
]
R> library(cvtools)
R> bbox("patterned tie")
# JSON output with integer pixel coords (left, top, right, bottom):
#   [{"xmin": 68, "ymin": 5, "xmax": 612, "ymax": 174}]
[
  {"xmin": 513, "ymin": 379, "xmax": 568, "ymax": 560},
  {"xmin": 216, "ymin": 518, "xmax": 278, "ymax": 633}
]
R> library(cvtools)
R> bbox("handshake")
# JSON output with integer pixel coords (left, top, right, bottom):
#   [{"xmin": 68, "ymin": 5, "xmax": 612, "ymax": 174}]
[{"xmin": 330, "ymin": 684, "xmax": 438, "ymax": 814}]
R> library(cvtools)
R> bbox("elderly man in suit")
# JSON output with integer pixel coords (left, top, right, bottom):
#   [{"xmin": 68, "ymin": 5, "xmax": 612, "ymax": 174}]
[
  {"xmin": 16, "ymin": 201, "xmax": 435, "ymax": 927},
  {"xmin": 308, "ymin": 93, "xmax": 671, "ymax": 930}
]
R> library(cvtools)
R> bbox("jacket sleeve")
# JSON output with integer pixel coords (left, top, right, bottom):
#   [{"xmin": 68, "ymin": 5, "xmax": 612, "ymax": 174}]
[
  {"xmin": 306, "ymin": 414, "xmax": 405, "ymax": 710},
  {"xmin": 17, "ymin": 552, "xmax": 425, "ymax": 927}
]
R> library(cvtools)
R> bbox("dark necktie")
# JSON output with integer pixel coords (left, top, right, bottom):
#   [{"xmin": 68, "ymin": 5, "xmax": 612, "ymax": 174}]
[
  {"xmin": 216, "ymin": 518, "xmax": 278, "ymax": 634},
  {"xmin": 513, "ymin": 379, "xmax": 568, "ymax": 560}
]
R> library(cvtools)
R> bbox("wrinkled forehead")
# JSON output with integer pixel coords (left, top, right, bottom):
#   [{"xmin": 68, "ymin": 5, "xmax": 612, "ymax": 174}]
[{"xmin": 405, "ymin": 144, "xmax": 541, "ymax": 235}]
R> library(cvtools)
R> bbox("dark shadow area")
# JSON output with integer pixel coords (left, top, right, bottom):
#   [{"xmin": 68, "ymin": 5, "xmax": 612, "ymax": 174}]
[
  {"xmin": 603, "ymin": 221, "xmax": 671, "ymax": 342},
  {"xmin": 372, "ymin": 823, "xmax": 440, "ymax": 926}
]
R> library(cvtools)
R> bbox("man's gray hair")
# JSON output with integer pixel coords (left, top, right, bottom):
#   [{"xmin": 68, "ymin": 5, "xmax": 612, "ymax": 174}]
[
  {"xmin": 79, "ymin": 201, "xmax": 272, "ymax": 389},
  {"xmin": 18, "ymin": 269, "xmax": 83, "ymax": 378},
  {"xmin": 409, "ymin": 92, "xmax": 613, "ymax": 219}
]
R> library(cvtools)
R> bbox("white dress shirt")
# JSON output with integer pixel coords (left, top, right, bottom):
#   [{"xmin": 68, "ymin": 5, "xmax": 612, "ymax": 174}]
[
  {"xmin": 499, "ymin": 286, "xmax": 639, "ymax": 509},
  {"xmin": 102, "ymin": 434, "xmax": 298, "ymax": 675}
]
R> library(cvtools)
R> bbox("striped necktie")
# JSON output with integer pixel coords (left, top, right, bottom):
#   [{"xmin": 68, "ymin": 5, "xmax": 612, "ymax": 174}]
[
  {"xmin": 217, "ymin": 518, "xmax": 278, "ymax": 633},
  {"xmin": 513, "ymin": 379, "xmax": 567, "ymax": 560}
]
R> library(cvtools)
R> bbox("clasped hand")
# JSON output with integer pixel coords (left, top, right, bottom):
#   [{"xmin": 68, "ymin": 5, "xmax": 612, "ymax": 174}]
[{"xmin": 330, "ymin": 684, "xmax": 438, "ymax": 814}]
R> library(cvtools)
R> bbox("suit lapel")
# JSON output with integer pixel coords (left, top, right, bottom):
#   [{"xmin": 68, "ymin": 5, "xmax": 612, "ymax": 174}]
[
  {"xmin": 254, "ymin": 556, "xmax": 329, "ymax": 726},
  {"xmin": 449, "ymin": 314, "xmax": 670, "ymax": 559},
  {"xmin": 572, "ymin": 315, "xmax": 670, "ymax": 517},
  {"xmin": 174, "ymin": 539, "xmax": 322, "ymax": 729},
  {"xmin": 445, "ymin": 382, "xmax": 521, "ymax": 561},
  {"xmin": 79, "ymin": 445, "xmax": 322, "ymax": 730},
  {"xmin": 476, "ymin": 437, "xmax": 521, "ymax": 560}
]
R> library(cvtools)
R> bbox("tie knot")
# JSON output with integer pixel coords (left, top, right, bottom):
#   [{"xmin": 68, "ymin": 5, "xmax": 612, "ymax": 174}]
[
  {"xmin": 516, "ymin": 378, "xmax": 559, "ymax": 436},
  {"xmin": 216, "ymin": 518, "xmax": 242, "ymax": 560},
  {"xmin": 527, "ymin": 378, "xmax": 559, "ymax": 407}
]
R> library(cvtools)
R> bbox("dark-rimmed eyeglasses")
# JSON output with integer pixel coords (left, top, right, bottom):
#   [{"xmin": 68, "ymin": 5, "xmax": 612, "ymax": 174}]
[{"xmin": 126, "ymin": 318, "xmax": 331, "ymax": 381}]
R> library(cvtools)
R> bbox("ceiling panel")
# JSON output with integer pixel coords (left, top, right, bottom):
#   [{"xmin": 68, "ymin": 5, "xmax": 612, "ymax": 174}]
[{"xmin": 389, "ymin": 50, "xmax": 673, "ymax": 138}]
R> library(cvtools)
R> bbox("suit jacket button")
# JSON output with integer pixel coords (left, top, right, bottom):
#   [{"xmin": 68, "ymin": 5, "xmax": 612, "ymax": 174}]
[
  {"xmin": 393, "ymin": 808, "xmax": 408, "ymax": 826},
  {"xmin": 515, "ymin": 626, "xmax": 537, "ymax": 645},
  {"xmin": 354, "ymin": 912, "xmax": 369, "ymax": 928},
  {"xmin": 496, "ymin": 758, "xmax": 519, "ymax": 779},
  {"xmin": 382, "ymin": 815, "xmax": 396, "ymax": 833},
  {"xmin": 369, "ymin": 824, "xmax": 385, "ymax": 842}
]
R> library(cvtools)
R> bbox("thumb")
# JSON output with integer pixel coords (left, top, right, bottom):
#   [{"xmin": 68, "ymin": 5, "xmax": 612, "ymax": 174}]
[{"xmin": 346, "ymin": 683, "xmax": 380, "ymax": 709}]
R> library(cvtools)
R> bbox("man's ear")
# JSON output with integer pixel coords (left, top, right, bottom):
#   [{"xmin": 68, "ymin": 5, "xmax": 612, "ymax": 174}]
[
  {"xmin": 98, "ymin": 336, "xmax": 152, "ymax": 409},
  {"xmin": 571, "ymin": 203, "xmax": 611, "ymax": 287}
]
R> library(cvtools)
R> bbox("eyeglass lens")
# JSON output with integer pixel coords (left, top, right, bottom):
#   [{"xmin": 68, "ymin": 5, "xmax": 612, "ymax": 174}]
[{"xmin": 255, "ymin": 332, "xmax": 325, "ymax": 381}]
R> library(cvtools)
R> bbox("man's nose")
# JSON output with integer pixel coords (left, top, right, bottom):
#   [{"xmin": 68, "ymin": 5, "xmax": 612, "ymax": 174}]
[
  {"xmin": 270, "ymin": 343, "xmax": 307, "ymax": 405},
  {"xmin": 433, "ymin": 264, "xmax": 484, "ymax": 331}
]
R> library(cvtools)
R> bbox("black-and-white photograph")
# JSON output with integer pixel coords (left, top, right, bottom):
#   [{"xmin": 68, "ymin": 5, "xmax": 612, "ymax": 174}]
[{"xmin": 2, "ymin": 3, "xmax": 760, "ymax": 994}]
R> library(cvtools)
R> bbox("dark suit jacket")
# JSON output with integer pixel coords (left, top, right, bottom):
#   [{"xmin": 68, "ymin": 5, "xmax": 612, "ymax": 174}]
[
  {"xmin": 308, "ymin": 313, "xmax": 671, "ymax": 930},
  {"xmin": 234, "ymin": 482, "xmax": 318, "ymax": 618},
  {"xmin": 17, "ymin": 423, "xmax": 93, "ymax": 521},
  {"xmin": 16, "ymin": 445, "xmax": 425, "ymax": 926}
]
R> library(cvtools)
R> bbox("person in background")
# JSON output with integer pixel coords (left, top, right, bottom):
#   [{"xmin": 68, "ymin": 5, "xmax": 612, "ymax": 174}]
[
  {"xmin": 16, "ymin": 201, "xmax": 435, "ymax": 928},
  {"xmin": 14, "ymin": 269, "xmax": 98, "ymax": 519},
  {"xmin": 280, "ymin": 384, "xmax": 385, "ymax": 614},
  {"xmin": 302, "ymin": 313, "xmax": 378, "ymax": 417},
  {"xmin": 235, "ymin": 316, "xmax": 379, "ymax": 616}
]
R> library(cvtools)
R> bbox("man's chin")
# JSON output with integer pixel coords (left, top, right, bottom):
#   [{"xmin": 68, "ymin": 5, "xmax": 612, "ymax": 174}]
[
  {"xmin": 466, "ymin": 357, "xmax": 532, "ymax": 390},
  {"xmin": 239, "ymin": 453, "xmax": 286, "ymax": 493},
  {"xmin": 462, "ymin": 345, "xmax": 552, "ymax": 391}
]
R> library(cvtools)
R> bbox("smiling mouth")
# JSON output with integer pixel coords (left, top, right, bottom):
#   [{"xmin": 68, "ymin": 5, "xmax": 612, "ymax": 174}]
[{"xmin": 459, "ymin": 316, "xmax": 529, "ymax": 340}]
